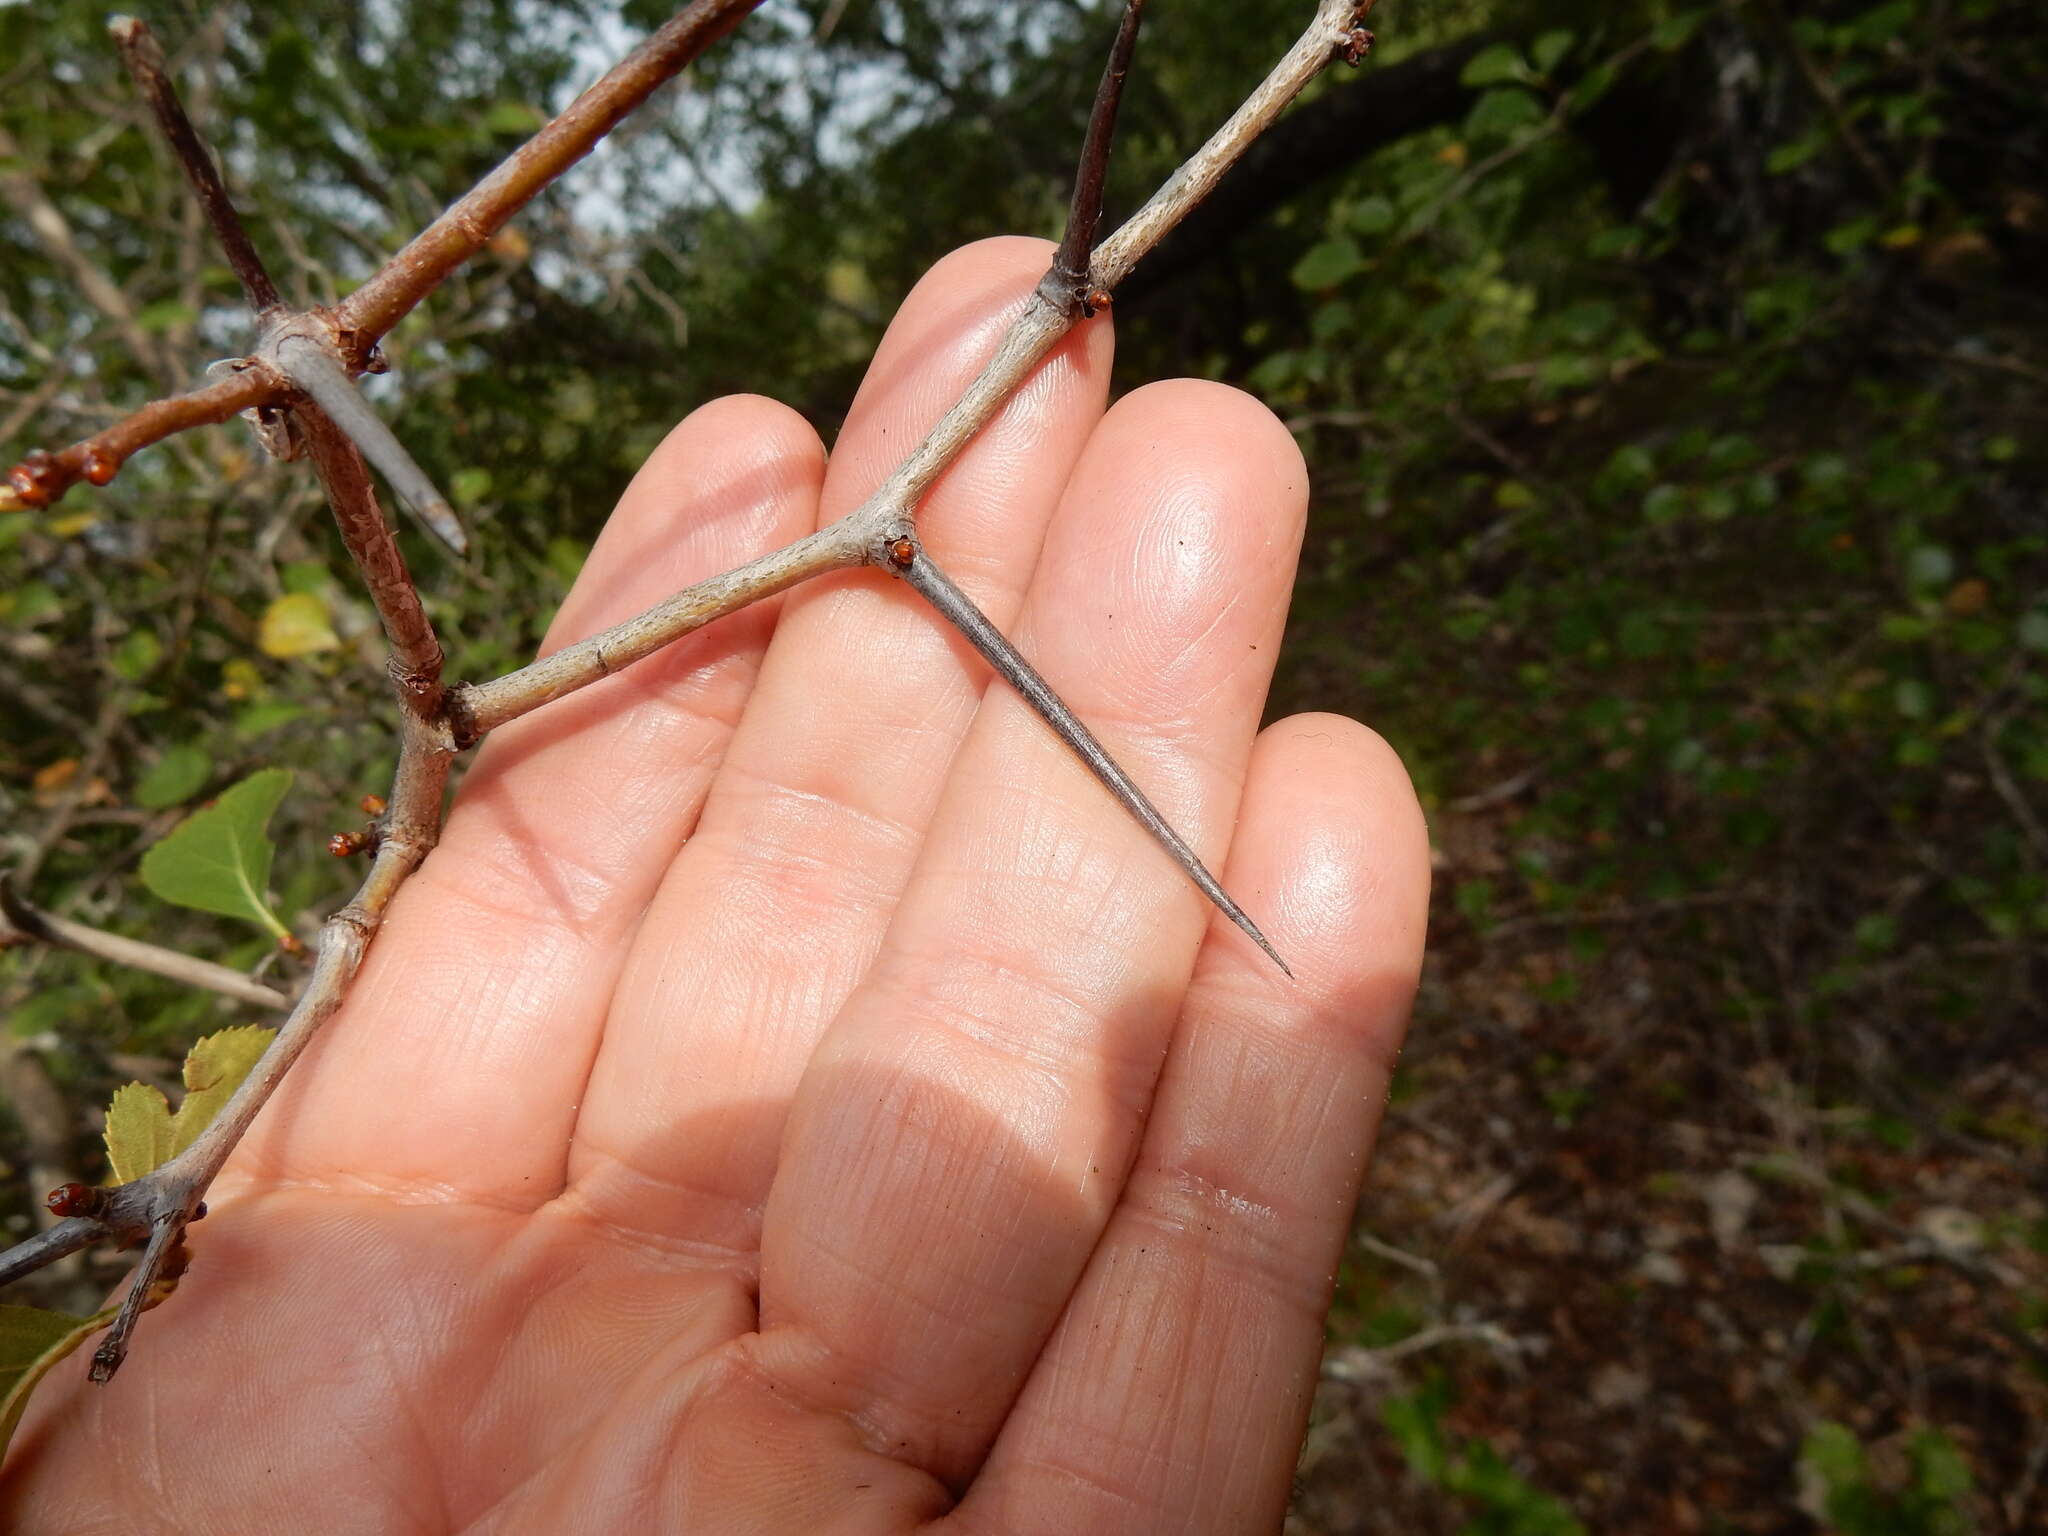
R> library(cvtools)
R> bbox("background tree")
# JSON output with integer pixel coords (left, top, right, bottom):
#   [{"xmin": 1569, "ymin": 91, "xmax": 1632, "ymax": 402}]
[{"xmin": 3, "ymin": 0, "xmax": 2044, "ymax": 1528}]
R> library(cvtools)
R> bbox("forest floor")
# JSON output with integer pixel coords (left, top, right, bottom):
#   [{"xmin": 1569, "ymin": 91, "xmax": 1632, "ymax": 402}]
[{"xmin": 1288, "ymin": 800, "xmax": 2048, "ymax": 1535}]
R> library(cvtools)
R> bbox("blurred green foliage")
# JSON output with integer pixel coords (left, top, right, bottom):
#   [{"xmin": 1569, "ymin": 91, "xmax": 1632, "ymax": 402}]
[
  {"xmin": 1800, "ymin": 1421, "xmax": 1976, "ymax": 1535},
  {"xmin": 1384, "ymin": 1374, "xmax": 1586, "ymax": 1535}
]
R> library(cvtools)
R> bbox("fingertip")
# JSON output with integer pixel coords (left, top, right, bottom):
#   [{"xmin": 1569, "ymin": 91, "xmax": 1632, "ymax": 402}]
[
  {"xmin": 547, "ymin": 394, "xmax": 826, "ymax": 650},
  {"xmin": 1115, "ymin": 377, "xmax": 1308, "ymax": 501},
  {"xmin": 604, "ymin": 393, "xmax": 826, "ymax": 549},
  {"xmin": 1225, "ymin": 712, "xmax": 1431, "ymax": 1050}
]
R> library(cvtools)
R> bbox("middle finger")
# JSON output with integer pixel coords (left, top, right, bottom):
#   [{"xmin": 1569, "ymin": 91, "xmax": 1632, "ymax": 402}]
[{"xmin": 561, "ymin": 238, "xmax": 1113, "ymax": 1256}]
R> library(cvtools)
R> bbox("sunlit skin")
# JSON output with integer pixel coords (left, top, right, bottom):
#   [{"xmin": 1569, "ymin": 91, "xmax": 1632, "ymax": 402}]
[{"xmin": 3, "ymin": 239, "xmax": 1429, "ymax": 1534}]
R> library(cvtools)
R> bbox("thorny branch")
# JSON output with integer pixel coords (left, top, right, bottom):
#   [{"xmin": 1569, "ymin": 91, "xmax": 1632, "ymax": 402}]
[
  {"xmin": 109, "ymin": 16, "xmax": 282, "ymax": 315},
  {"xmin": 1, "ymin": 0, "xmax": 768, "ymax": 518},
  {"xmin": 0, "ymin": 0, "xmax": 1379, "ymax": 1380}
]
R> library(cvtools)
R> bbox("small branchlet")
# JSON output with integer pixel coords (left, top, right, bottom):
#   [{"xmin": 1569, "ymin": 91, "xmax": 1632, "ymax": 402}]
[
  {"xmin": 1, "ymin": 367, "xmax": 280, "ymax": 514},
  {"xmin": 108, "ymin": 16, "xmax": 282, "ymax": 314}
]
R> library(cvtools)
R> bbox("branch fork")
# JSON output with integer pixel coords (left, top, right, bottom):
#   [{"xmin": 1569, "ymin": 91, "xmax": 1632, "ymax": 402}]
[{"xmin": 2, "ymin": 0, "xmax": 1378, "ymax": 1380}]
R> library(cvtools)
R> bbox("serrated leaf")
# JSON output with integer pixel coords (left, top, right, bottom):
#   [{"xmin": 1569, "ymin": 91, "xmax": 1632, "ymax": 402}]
[
  {"xmin": 105, "ymin": 1081, "xmax": 176, "ymax": 1183},
  {"xmin": 138, "ymin": 768, "xmax": 293, "ymax": 941},
  {"xmin": 1, "ymin": 1303, "xmax": 117, "ymax": 1463},
  {"xmin": 168, "ymin": 1026, "xmax": 277, "ymax": 1158},
  {"xmin": 135, "ymin": 743, "xmax": 212, "ymax": 810},
  {"xmin": 257, "ymin": 592, "xmax": 340, "ymax": 659}
]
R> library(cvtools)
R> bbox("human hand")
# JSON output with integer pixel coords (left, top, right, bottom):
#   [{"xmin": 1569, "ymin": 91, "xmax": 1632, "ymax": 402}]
[{"xmin": 3, "ymin": 239, "xmax": 1428, "ymax": 1534}]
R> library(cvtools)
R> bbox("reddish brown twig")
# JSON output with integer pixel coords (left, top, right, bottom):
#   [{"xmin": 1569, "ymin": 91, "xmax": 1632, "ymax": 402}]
[
  {"xmin": 109, "ymin": 16, "xmax": 282, "ymax": 314},
  {"xmin": 293, "ymin": 409, "xmax": 448, "ymax": 720},
  {"xmin": 1, "ymin": 365, "xmax": 282, "ymax": 513},
  {"xmin": 335, "ymin": 0, "xmax": 766, "ymax": 344}
]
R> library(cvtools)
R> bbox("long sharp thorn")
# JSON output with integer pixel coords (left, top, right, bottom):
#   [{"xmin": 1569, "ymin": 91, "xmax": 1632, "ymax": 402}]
[
  {"xmin": 1046, "ymin": 0, "xmax": 1146, "ymax": 311},
  {"xmin": 274, "ymin": 336, "xmax": 469, "ymax": 555},
  {"xmin": 895, "ymin": 548, "xmax": 1291, "ymax": 976}
]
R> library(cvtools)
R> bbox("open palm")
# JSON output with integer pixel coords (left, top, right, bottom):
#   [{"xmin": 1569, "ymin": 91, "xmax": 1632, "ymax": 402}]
[{"xmin": 3, "ymin": 239, "xmax": 1428, "ymax": 1534}]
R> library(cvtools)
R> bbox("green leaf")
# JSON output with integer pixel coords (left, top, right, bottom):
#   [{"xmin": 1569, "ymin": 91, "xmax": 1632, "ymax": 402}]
[
  {"xmin": 484, "ymin": 99, "xmax": 544, "ymax": 135},
  {"xmin": 138, "ymin": 768, "xmax": 293, "ymax": 942},
  {"xmin": 449, "ymin": 467, "xmax": 494, "ymax": 505},
  {"xmin": 1908, "ymin": 1427, "xmax": 1973, "ymax": 1502},
  {"xmin": 134, "ymin": 743, "xmax": 212, "ymax": 811},
  {"xmin": 1350, "ymin": 195, "xmax": 1396, "ymax": 236},
  {"xmin": 1, "ymin": 1304, "xmax": 118, "ymax": 1463},
  {"xmin": 544, "ymin": 536, "xmax": 588, "ymax": 588},
  {"xmin": 112, "ymin": 628, "xmax": 163, "ymax": 682},
  {"xmin": 135, "ymin": 299, "xmax": 197, "ymax": 333},
  {"xmin": 235, "ymin": 700, "xmax": 307, "ymax": 739},
  {"xmin": 1800, "ymin": 1420, "xmax": 1866, "ymax": 1496},
  {"xmin": 1767, "ymin": 137, "xmax": 1822, "ymax": 175},
  {"xmin": 257, "ymin": 592, "xmax": 341, "ymax": 659},
  {"xmin": 1905, "ymin": 545, "xmax": 1954, "ymax": 590},
  {"xmin": 1460, "ymin": 43, "xmax": 1528, "ymax": 88},
  {"xmin": 1291, "ymin": 237, "xmax": 1365, "ymax": 291},
  {"xmin": 280, "ymin": 561, "xmax": 332, "ymax": 596},
  {"xmin": 1642, "ymin": 484, "xmax": 1688, "ymax": 525},
  {"xmin": 1530, "ymin": 30, "xmax": 1575, "ymax": 75},
  {"xmin": 169, "ymin": 1026, "xmax": 277, "ymax": 1158},
  {"xmin": 1653, "ymin": 8, "xmax": 1710, "ymax": 50},
  {"xmin": 103, "ymin": 1026, "xmax": 277, "ymax": 1181},
  {"xmin": 104, "ymin": 1081, "xmax": 176, "ymax": 1183},
  {"xmin": 1467, "ymin": 87, "xmax": 1546, "ymax": 138}
]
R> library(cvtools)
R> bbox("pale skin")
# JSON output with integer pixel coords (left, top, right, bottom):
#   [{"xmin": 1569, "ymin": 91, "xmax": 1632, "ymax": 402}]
[{"xmin": 2, "ymin": 238, "xmax": 1429, "ymax": 1534}]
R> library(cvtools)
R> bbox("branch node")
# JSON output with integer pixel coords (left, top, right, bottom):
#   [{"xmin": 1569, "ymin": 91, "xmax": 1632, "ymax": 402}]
[{"xmin": 272, "ymin": 331, "xmax": 469, "ymax": 555}]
